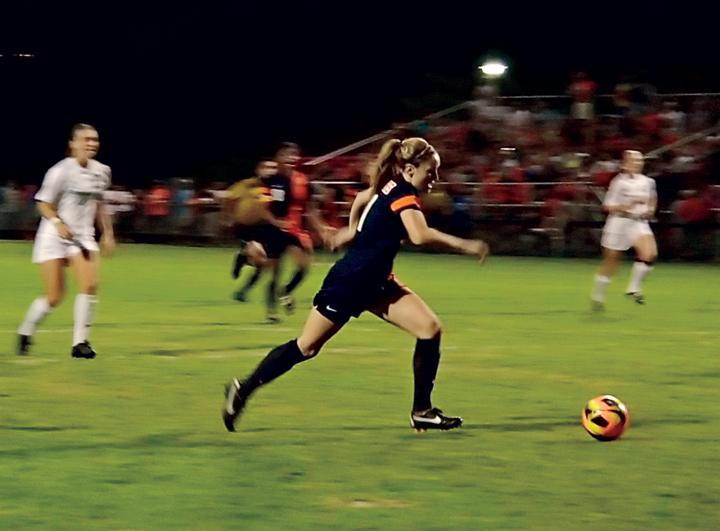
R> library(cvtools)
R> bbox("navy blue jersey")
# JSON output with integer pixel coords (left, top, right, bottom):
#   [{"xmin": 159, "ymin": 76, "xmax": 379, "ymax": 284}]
[
  {"xmin": 262, "ymin": 173, "xmax": 292, "ymax": 218},
  {"xmin": 324, "ymin": 178, "xmax": 421, "ymax": 289}
]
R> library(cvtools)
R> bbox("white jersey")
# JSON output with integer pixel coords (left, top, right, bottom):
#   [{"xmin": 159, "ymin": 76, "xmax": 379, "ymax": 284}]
[
  {"xmin": 35, "ymin": 157, "xmax": 111, "ymax": 239},
  {"xmin": 601, "ymin": 173, "xmax": 655, "ymax": 251},
  {"xmin": 603, "ymin": 173, "xmax": 656, "ymax": 219}
]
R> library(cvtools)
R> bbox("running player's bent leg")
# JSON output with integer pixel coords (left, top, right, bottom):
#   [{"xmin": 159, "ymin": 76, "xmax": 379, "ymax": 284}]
[
  {"xmin": 413, "ymin": 333, "xmax": 441, "ymax": 412},
  {"xmin": 282, "ymin": 245, "xmax": 311, "ymax": 296},
  {"xmin": 370, "ymin": 289, "xmax": 461, "ymax": 430},
  {"xmin": 282, "ymin": 267, "xmax": 307, "ymax": 299},
  {"xmin": 265, "ymin": 260, "xmax": 281, "ymax": 321},
  {"xmin": 235, "ymin": 267, "xmax": 262, "ymax": 301},
  {"xmin": 223, "ymin": 308, "xmax": 343, "ymax": 431},
  {"xmin": 627, "ymin": 234, "xmax": 657, "ymax": 300},
  {"xmin": 243, "ymin": 308, "xmax": 341, "ymax": 396},
  {"xmin": 279, "ymin": 244, "xmax": 311, "ymax": 315},
  {"xmin": 593, "ymin": 247, "xmax": 622, "ymax": 306},
  {"xmin": 70, "ymin": 252, "xmax": 99, "ymax": 358},
  {"xmin": 231, "ymin": 247, "xmax": 247, "ymax": 280},
  {"xmin": 243, "ymin": 308, "xmax": 343, "ymax": 396},
  {"xmin": 17, "ymin": 259, "xmax": 65, "ymax": 355}
]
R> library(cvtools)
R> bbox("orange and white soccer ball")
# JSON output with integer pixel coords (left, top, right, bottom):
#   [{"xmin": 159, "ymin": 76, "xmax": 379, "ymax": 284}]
[{"xmin": 581, "ymin": 395, "xmax": 630, "ymax": 441}]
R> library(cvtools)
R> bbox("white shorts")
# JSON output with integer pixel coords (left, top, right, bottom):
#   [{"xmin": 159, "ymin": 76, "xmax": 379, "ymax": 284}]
[
  {"xmin": 601, "ymin": 217, "xmax": 653, "ymax": 251},
  {"xmin": 32, "ymin": 231, "xmax": 99, "ymax": 264}
]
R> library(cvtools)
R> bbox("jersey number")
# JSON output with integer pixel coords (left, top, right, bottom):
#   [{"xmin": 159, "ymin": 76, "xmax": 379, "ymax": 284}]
[
  {"xmin": 357, "ymin": 194, "xmax": 379, "ymax": 233},
  {"xmin": 271, "ymin": 188, "xmax": 286, "ymax": 202}
]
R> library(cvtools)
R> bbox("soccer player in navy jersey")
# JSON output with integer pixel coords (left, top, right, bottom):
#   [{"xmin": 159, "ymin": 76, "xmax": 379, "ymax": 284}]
[
  {"xmin": 230, "ymin": 144, "xmax": 330, "ymax": 322},
  {"xmin": 222, "ymin": 138, "xmax": 489, "ymax": 432}
]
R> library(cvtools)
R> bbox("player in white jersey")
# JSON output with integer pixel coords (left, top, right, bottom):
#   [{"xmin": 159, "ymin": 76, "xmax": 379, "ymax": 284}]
[
  {"xmin": 591, "ymin": 150, "xmax": 658, "ymax": 309},
  {"xmin": 17, "ymin": 124, "xmax": 115, "ymax": 358}
]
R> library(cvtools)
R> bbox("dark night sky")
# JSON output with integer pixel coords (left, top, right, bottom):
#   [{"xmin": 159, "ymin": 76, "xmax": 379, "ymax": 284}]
[{"xmin": 1, "ymin": 2, "xmax": 715, "ymax": 185}]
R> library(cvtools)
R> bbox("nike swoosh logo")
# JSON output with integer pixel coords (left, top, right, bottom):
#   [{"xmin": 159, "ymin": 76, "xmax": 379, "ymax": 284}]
[
  {"xmin": 413, "ymin": 414, "xmax": 442, "ymax": 424},
  {"xmin": 326, "ymin": 306, "xmax": 337, "ymax": 312}
]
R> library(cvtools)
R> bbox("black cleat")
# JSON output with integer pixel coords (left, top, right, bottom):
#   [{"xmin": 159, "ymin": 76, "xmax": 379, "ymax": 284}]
[
  {"xmin": 410, "ymin": 407, "xmax": 463, "ymax": 432},
  {"xmin": 625, "ymin": 292, "xmax": 645, "ymax": 305},
  {"xmin": 266, "ymin": 311, "xmax": 281, "ymax": 324},
  {"xmin": 233, "ymin": 290, "xmax": 247, "ymax": 302},
  {"xmin": 231, "ymin": 252, "xmax": 247, "ymax": 280},
  {"xmin": 17, "ymin": 335, "xmax": 31, "ymax": 356},
  {"xmin": 71, "ymin": 341, "xmax": 96, "ymax": 359},
  {"xmin": 279, "ymin": 294, "xmax": 295, "ymax": 315},
  {"xmin": 223, "ymin": 378, "xmax": 247, "ymax": 432}
]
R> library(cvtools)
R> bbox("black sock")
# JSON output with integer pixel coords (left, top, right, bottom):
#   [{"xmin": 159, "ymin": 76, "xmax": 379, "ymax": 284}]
[
  {"xmin": 267, "ymin": 276, "xmax": 278, "ymax": 310},
  {"xmin": 282, "ymin": 267, "xmax": 307, "ymax": 296},
  {"xmin": 413, "ymin": 334, "xmax": 441, "ymax": 412},
  {"xmin": 232, "ymin": 251, "xmax": 247, "ymax": 278},
  {"xmin": 241, "ymin": 340, "xmax": 307, "ymax": 398},
  {"xmin": 240, "ymin": 268, "xmax": 262, "ymax": 294}
]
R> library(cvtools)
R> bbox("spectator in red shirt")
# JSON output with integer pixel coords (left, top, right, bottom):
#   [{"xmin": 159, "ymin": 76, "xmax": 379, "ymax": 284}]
[
  {"xmin": 569, "ymin": 72, "xmax": 597, "ymax": 121},
  {"xmin": 144, "ymin": 180, "xmax": 171, "ymax": 232}
]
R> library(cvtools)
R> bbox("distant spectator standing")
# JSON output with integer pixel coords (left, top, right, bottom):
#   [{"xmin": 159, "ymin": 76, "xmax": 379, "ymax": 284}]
[
  {"xmin": 144, "ymin": 180, "xmax": 171, "ymax": 233},
  {"xmin": 569, "ymin": 72, "xmax": 597, "ymax": 122}
]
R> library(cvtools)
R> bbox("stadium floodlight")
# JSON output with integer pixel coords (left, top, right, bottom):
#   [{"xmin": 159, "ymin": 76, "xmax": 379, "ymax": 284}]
[{"xmin": 479, "ymin": 60, "xmax": 507, "ymax": 78}]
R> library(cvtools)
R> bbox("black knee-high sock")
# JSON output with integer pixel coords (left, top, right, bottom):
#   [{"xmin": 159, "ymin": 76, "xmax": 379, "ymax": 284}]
[
  {"xmin": 239, "ymin": 268, "xmax": 262, "ymax": 294},
  {"xmin": 413, "ymin": 334, "xmax": 441, "ymax": 412},
  {"xmin": 267, "ymin": 276, "xmax": 278, "ymax": 310},
  {"xmin": 240, "ymin": 340, "xmax": 307, "ymax": 398},
  {"xmin": 282, "ymin": 267, "xmax": 307, "ymax": 296}
]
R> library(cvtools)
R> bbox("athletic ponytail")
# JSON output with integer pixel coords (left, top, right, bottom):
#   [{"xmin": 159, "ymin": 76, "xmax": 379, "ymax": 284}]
[
  {"xmin": 369, "ymin": 137, "xmax": 436, "ymax": 193},
  {"xmin": 369, "ymin": 139, "xmax": 401, "ymax": 193}
]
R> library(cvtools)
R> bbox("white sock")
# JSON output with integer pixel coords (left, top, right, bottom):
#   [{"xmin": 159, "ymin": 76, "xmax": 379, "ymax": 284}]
[
  {"xmin": 592, "ymin": 275, "xmax": 611, "ymax": 303},
  {"xmin": 627, "ymin": 262, "xmax": 652, "ymax": 294},
  {"xmin": 73, "ymin": 294, "xmax": 97, "ymax": 346},
  {"xmin": 18, "ymin": 297, "xmax": 52, "ymax": 336}
]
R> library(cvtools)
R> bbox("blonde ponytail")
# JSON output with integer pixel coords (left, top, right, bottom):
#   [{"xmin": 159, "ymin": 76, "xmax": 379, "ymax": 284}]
[{"xmin": 369, "ymin": 137, "xmax": 436, "ymax": 193}]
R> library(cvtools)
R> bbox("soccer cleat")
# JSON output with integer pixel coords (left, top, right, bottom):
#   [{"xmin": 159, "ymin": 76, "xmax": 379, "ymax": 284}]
[
  {"xmin": 71, "ymin": 341, "xmax": 96, "ymax": 359},
  {"xmin": 266, "ymin": 311, "xmax": 281, "ymax": 324},
  {"xmin": 222, "ymin": 378, "xmax": 247, "ymax": 432},
  {"xmin": 279, "ymin": 294, "xmax": 295, "ymax": 315},
  {"xmin": 591, "ymin": 300, "xmax": 605, "ymax": 312},
  {"xmin": 231, "ymin": 252, "xmax": 247, "ymax": 280},
  {"xmin": 625, "ymin": 292, "xmax": 645, "ymax": 305},
  {"xmin": 233, "ymin": 290, "xmax": 247, "ymax": 302},
  {"xmin": 410, "ymin": 407, "xmax": 463, "ymax": 432},
  {"xmin": 17, "ymin": 335, "xmax": 31, "ymax": 356}
]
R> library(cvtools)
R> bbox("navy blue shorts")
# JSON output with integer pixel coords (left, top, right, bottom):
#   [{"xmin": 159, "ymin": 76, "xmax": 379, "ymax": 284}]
[
  {"xmin": 313, "ymin": 275, "xmax": 408, "ymax": 326},
  {"xmin": 237, "ymin": 224, "xmax": 303, "ymax": 259}
]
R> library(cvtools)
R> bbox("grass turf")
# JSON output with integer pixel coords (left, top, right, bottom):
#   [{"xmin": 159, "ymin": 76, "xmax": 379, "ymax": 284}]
[{"xmin": 0, "ymin": 241, "xmax": 718, "ymax": 529}]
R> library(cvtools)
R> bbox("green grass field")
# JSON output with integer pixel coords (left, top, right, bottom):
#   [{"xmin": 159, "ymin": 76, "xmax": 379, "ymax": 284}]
[{"xmin": 0, "ymin": 241, "xmax": 718, "ymax": 530}]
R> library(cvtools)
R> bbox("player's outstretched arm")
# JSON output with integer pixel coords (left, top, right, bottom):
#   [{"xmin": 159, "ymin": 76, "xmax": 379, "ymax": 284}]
[{"xmin": 400, "ymin": 208, "xmax": 489, "ymax": 262}]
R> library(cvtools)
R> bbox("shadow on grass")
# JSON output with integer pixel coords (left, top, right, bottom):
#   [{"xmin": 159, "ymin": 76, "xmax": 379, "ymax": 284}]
[
  {"xmin": 0, "ymin": 425, "xmax": 87, "ymax": 432},
  {"xmin": 481, "ymin": 310, "xmax": 577, "ymax": 317},
  {"xmin": 145, "ymin": 345, "xmax": 276, "ymax": 357},
  {"xmin": 0, "ymin": 416, "xmax": 708, "ymax": 457}
]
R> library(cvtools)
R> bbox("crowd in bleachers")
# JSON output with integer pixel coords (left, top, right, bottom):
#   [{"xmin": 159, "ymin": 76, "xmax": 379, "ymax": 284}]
[
  {"xmin": 306, "ymin": 82, "xmax": 720, "ymax": 257},
  {"xmin": 1, "ymin": 79, "xmax": 719, "ymax": 258}
]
